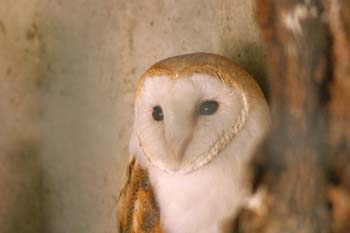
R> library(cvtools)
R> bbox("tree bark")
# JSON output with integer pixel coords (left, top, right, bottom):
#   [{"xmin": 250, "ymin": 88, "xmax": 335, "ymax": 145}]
[
  {"xmin": 323, "ymin": 1, "xmax": 350, "ymax": 232},
  {"xmin": 237, "ymin": 0, "xmax": 349, "ymax": 232}
]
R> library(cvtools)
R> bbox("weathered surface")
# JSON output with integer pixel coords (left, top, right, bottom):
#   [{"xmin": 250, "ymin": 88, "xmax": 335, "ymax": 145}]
[{"xmin": 0, "ymin": 1, "xmax": 45, "ymax": 232}]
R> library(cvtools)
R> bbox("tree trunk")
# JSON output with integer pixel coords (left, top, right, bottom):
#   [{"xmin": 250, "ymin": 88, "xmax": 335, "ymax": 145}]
[
  {"xmin": 237, "ymin": 0, "xmax": 350, "ymax": 232},
  {"xmin": 323, "ymin": 1, "xmax": 350, "ymax": 232}
]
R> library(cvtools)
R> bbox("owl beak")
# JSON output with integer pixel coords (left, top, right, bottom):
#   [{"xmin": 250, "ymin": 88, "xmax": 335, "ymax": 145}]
[
  {"xmin": 172, "ymin": 136, "xmax": 192, "ymax": 161},
  {"xmin": 164, "ymin": 103, "xmax": 194, "ymax": 165},
  {"xmin": 165, "ymin": 128, "xmax": 193, "ymax": 163}
]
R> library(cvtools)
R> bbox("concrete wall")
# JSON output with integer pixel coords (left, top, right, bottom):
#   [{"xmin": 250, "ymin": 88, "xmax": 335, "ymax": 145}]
[{"xmin": 0, "ymin": 1, "xmax": 265, "ymax": 232}]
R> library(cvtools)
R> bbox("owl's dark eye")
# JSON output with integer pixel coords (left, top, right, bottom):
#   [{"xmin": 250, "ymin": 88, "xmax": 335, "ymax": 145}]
[
  {"xmin": 197, "ymin": 100, "xmax": 219, "ymax": 116},
  {"xmin": 152, "ymin": 106, "xmax": 164, "ymax": 121}
]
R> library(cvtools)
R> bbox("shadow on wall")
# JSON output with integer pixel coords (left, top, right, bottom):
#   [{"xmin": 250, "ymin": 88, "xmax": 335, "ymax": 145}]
[
  {"xmin": 0, "ymin": 143, "xmax": 47, "ymax": 233},
  {"xmin": 231, "ymin": 43, "xmax": 269, "ymax": 100},
  {"xmin": 218, "ymin": 38, "xmax": 269, "ymax": 102}
]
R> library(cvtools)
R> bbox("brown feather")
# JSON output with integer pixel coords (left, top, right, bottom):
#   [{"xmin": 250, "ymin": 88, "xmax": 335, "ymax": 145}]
[{"xmin": 117, "ymin": 157, "xmax": 163, "ymax": 233}]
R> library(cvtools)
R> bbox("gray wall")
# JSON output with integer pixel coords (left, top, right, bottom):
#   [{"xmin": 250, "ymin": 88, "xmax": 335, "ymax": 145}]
[{"xmin": 0, "ymin": 0, "xmax": 265, "ymax": 232}]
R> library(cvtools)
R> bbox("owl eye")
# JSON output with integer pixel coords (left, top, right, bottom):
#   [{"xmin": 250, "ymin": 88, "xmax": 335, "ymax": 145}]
[
  {"xmin": 152, "ymin": 106, "xmax": 164, "ymax": 121},
  {"xmin": 197, "ymin": 100, "xmax": 219, "ymax": 116}
]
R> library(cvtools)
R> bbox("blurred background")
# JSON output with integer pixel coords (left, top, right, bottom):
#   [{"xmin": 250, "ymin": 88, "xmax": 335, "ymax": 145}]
[{"xmin": 0, "ymin": 1, "xmax": 267, "ymax": 233}]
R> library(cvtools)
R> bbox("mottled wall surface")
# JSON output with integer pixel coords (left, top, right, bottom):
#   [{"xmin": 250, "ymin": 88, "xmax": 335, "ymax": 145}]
[
  {"xmin": 0, "ymin": 1, "xmax": 44, "ymax": 233},
  {"xmin": 0, "ymin": 1, "xmax": 264, "ymax": 233}
]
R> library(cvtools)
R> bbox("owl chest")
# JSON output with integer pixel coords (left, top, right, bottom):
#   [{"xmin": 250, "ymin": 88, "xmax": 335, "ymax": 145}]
[{"xmin": 149, "ymin": 165, "xmax": 248, "ymax": 233}]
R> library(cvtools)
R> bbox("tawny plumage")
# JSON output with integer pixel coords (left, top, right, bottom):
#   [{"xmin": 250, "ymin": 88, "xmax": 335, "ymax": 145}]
[{"xmin": 118, "ymin": 157, "xmax": 163, "ymax": 233}]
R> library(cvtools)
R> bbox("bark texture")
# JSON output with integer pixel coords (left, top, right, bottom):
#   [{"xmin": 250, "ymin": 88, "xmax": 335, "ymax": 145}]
[
  {"xmin": 237, "ymin": 0, "xmax": 350, "ymax": 232},
  {"xmin": 323, "ymin": 1, "xmax": 350, "ymax": 232}
]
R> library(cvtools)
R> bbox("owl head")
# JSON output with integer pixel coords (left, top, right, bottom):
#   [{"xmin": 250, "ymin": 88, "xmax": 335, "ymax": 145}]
[{"xmin": 132, "ymin": 53, "xmax": 270, "ymax": 174}]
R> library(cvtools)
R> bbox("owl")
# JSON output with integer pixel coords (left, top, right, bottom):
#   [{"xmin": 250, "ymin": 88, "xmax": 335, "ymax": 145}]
[{"xmin": 117, "ymin": 53, "xmax": 271, "ymax": 233}]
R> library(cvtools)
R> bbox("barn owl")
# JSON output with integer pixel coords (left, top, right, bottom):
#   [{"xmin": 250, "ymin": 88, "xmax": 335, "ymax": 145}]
[{"xmin": 117, "ymin": 53, "xmax": 271, "ymax": 233}]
